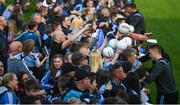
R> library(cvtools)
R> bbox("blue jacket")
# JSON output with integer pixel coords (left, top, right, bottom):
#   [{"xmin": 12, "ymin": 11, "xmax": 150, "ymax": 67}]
[
  {"xmin": 40, "ymin": 70, "xmax": 61, "ymax": 90},
  {"xmin": 16, "ymin": 31, "xmax": 41, "ymax": 52},
  {"xmin": 0, "ymin": 86, "xmax": 20, "ymax": 104},
  {"xmin": 63, "ymin": 89, "xmax": 83, "ymax": 102}
]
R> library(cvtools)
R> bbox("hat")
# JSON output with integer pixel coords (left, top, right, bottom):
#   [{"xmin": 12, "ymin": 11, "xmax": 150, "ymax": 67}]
[
  {"xmin": 74, "ymin": 69, "xmax": 93, "ymax": 81},
  {"xmin": 115, "ymin": 14, "xmax": 125, "ymax": 21},
  {"xmin": 147, "ymin": 39, "xmax": 158, "ymax": 44},
  {"xmin": 61, "ymin": 63, "xmax": 75, "ymax": 74}
]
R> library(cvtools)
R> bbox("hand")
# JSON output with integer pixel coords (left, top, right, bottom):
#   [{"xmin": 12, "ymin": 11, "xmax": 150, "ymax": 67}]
[
  {"xmin": 44, "ymin": 55, "xmax": 49, "ymax": 60},
  {"xmin": 143, "ymin": 88, "xmax": 150, "ymax": 94},
  {"xmin": 116, "ymin": 49, "xmax": 123, "ymax": 54},
  {"xmin": 84, "ymin": 24, "xmax": 92, "ymax": 31},
  {"xmin": 105, "ymin": 81, "xmax": 112, "ymax": 90},
  {"xmin": 37, "ymin": 89, "xmax": 46, "ymax": 97}
]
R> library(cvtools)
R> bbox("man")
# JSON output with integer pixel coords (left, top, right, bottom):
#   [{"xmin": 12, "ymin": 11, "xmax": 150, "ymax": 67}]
[
  {"xmin": 62, "ymin": 68, "xmax": 92, "ymax": 102},
  {"xmin": 9, "ymin": 41, "xmax": 23, "ymax": 56},
  {"xmin": 60, "ymin": 16, "xmax": 72, "ymax": 35},
  {"xmin": 146, "ymin": 44, "xmax": 178, "ymax": 104},
  {"xmin": 23, "ymin": 79, "xmax": 49, "ymax": 104},
  {"xmin": 0, "ymin": 73, "xmax": 20, "ymax": 104},
  {"xmin": 122, "ymin": 48, "xmax": 142, "ymax": 71},
  {"xmin": 99, "ymin": 62, "xmax": 127, "ymax": 97},
  {"xmin": 16, "ymin": 21, "xmax": 41, "ymax": 52},
  {"xmin": 71, "ymin": 52, "xmax": 88, "ymax": 68},
  {"xmin": 0, "ymin": 16, "xmax": 8, "ymax": 72},
  {"xmin": 125, "ymin": 2, "xmax": 146, "ymax": 35}
]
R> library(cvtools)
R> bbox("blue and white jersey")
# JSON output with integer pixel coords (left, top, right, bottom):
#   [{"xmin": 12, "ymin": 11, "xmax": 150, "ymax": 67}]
[
  {"xmin": 41, "ymin": 70, "xmax": 61, "ymax": 90},
  {"xmin": 14, "ymin": 52, "xmax": 40, "ymax": 68},
  {"xmin": 0, "ymin": 86, "xmax": 19, "ymax": 104}
]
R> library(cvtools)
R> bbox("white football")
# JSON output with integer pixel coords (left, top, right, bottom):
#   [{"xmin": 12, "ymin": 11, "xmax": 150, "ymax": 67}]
[
  {"xmin": 129, "ymin": 25, "xmax": 134, "ymax": 33},
  {"xmin": 123, "ymin": 37, "xmax": 132, "ymax": 46},
  {"xmin": 102, "ymin": 47, "xmax": 114, "ymax": 58},
  {"xmin": 117, "ymin": 40, "xmax": 127, "ymax": 50},
  {"xmin": 119, "ymin": 23, "xmax": 130, "ymax": 34},
  {"xmin": 108, "ymin": 38, "xmax": 118, "ymax": 49}
]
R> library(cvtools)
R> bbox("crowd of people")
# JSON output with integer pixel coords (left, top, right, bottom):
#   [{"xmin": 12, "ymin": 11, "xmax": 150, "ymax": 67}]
[{"xmin": 0, "ymin": 0, "xmax": 179, "ymax": 104}]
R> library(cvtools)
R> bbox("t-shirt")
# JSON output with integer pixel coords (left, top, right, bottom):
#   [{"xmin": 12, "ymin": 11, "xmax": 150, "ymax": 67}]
[{"xmin": 14, "ymin": 52, "xmax": 40, "ymax": 68}]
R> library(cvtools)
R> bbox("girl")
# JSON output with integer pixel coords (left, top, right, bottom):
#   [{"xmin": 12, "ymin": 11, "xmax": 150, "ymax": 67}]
[{"xmin": 41, "ymin": 54, "xmax": 63, "ymax": 91}]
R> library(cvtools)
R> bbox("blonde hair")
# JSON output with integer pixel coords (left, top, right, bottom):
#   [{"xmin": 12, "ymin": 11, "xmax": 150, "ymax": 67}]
[
  {"xmin": 70, "ymin": 16, "xmax": 84, "ymax": 30},
  {"xmin": 2, "ymin": 73, "xmax": 16, "ymax": 85},
  {"xmin": 89, "ymin": 49, "xmax": 103, "ymax": 73},
  {"xmin": 8, "ymin": 19, "xmax": 18, "ymax": 37}
]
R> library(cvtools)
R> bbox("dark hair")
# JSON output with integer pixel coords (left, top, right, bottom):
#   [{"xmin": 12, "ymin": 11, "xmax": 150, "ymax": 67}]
[
  {"xmin": 59, "ymin": 16, "xmax": 67, "ymax": 25},
  {"xmin": 58, "ymin": 77, "xmax": 71, "ymax": 89},
  {"xmin": 148, "ymin": 44, "xmax": 162, "ymax": 54},
  {"xmin": 21, "ymin": 95, "xmax": 41, "ymax": 104},
  {"xmin": 17, "ymin": 71, "xmax": 29, "ymax": 88},
  {"xmin": 80, "ymin": 64, "xmax": 91, "ymax": 72},
  {"xmin": 111, "ymin": 86, "xmax": 129, "ymax": 102},
  {"xmin": 103, "ymin": 97, "xmax": 128, "ymax": 104},
  {"xmin": 28, "ymin": 21, "xmax": 37, "ymax": 30},
  {"xmin": 52, "ymin": 21, "xmax": 60, "ymax": 32},
  {"xmin": 23, "ymin": 79, "xmax": 40, "ymax": 91},
  {"xmin": 71, "ymin": 52, "xmax": 86, "ymax": 66},
  {"xmin": 125, "ymin": 2, "xmax": 136, "ymax": 9},
  {"xmin": 125, "ymin": 72, "xmax": 140, "ymax": 94},
  {"xmin": 122, "ymin": 61, "xmax": 132, "ymax": 73},
  {"xmin": 109, "ymin": 63, "xmax": 122, "ymax": 77},
  {"xmin": 124, "ymin": 72, "xmax": 141, "ymax": 104},
  {"xmin": 135, "ymin": 67, "xmax": 147, "ymax": 79},
  {"xmin": 96, "ymin": 70, "xmax": 110, "ymax": 88}
]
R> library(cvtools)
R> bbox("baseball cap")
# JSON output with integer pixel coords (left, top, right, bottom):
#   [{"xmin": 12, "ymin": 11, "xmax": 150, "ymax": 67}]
[{"xmin": 147, "ymin": 39, "xmax": 158, "ymax": 44}]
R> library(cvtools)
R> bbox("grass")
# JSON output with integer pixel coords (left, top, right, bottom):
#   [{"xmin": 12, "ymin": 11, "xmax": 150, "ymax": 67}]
[
  {"xmin": 5, "ymin": 0, "xmax": 180, "ymax": 103},
  {"xmin": 136, "ymin": 0, "xmax": 180, "ymax": 103},
  {"xmin": 5, "ymin": 0, "xmax": 36, "ymax": 22}
]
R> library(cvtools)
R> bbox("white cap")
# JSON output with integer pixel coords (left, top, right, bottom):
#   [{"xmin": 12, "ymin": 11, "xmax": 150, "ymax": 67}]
[{"xmin": 147, "ymin": 39, "xmax": 158, "ymax": 44}]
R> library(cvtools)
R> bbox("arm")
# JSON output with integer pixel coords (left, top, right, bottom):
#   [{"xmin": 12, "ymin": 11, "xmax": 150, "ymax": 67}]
[
  {"xmin": 61, "ymin": 24, "xmax": 91, "ymax": 49},
  {"xmin": 40, "ymin": 71, "xmax": 54, "ymax": 90},
  {"xmin": 145, "ymin": 63, "xmax": 163, "ymax": 83},
  {"xmin": 98, "ymin": 36, "xmax": 108, "ymax": 53},
  {"xmin": 111, "ymin": 49, "xmax": 122, "ymax": 64},
  {"xmin": 88, "ymin": 37, "xmax": 98, "ymax": 51},
  {"xmin": 36, "ymin": 55, "xmax": 48, "ymax": 68},
  {"xmin": 130, "ymin": 15, "xmax": 142, "ymax": 28}
]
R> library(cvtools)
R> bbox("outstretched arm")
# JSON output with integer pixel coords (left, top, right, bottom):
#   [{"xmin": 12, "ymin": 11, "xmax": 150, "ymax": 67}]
[{"xmin": 61, "ymin": 24, "xmax": 92, "ymax": 49}]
